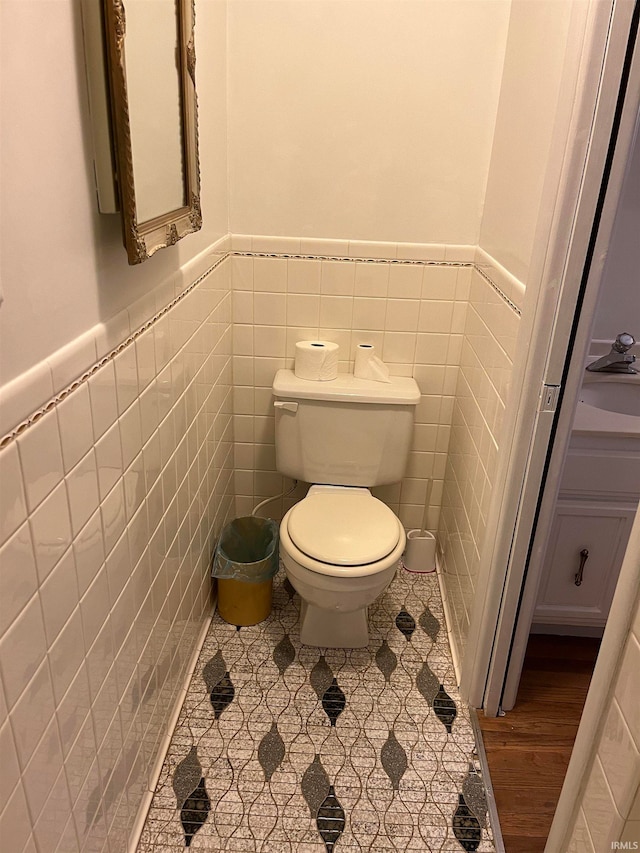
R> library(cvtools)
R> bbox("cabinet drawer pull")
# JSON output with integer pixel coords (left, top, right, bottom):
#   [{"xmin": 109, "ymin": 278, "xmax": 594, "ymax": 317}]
[{"xmin": 574, "ymin": 549, "xmax": 589, "ymax": 586}]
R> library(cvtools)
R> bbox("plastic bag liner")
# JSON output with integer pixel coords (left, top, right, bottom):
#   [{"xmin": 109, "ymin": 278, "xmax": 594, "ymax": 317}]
[{"xmin": 212, "ymin": 516, "xmax": 279, "ymax": 583}]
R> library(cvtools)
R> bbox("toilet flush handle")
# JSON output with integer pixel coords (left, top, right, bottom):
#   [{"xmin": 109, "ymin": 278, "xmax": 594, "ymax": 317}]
[{"xmin": 274, "ymin": 401, "xmax": 298, "ymax": 413}]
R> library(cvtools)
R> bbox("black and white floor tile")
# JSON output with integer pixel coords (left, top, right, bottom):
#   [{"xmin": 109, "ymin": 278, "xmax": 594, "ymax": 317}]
[{"xmin": 137, "ymin": 567, "xmax": 494, "ymax": 852}]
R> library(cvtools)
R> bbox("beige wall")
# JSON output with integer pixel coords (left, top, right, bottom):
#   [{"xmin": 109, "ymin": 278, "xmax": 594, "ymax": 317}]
[
  {"xmin": 592, "ymin": 126, "xmax": 640, "ymax": 341},
  {"xmin": 227, "ymin": 0, "xmax": 510, "ymax": 244},
  {"xmin": 479, "ymin": 0, "xmax": 576, "ymax": 284},
  {"xmin": 0, "ymin": 0, "xmax": 229, "ymax": 386}
]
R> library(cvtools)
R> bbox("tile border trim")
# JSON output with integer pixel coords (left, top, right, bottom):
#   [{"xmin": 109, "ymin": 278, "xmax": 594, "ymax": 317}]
[
  {"xmin": 233, "ymin": 250, "xmax": 522, "ymax": 315},
  {"xmin": 0, "ymin": 251, "xmax": 520, "ymax": 450},
  {"xmin": 474, "ymin": 266, "xmax": 523, "ymax": 316},
  {"xmin": 234, "ymin": 250, "xmax": 468, "ymax": 267},
  {"xmin": 0, "ymin": 253, "xmax": 229, "ymax": 450}
]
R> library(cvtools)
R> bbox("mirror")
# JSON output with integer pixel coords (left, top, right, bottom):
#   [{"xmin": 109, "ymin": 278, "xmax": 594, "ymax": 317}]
[{"xmin": 102, "ymin": 0, "xmax": 201, "ymax": 264}]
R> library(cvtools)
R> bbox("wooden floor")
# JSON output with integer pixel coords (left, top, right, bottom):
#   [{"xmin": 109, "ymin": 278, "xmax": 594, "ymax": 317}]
[{"xmin": 475, "ymin": 634, "xmax": 601, "ymax": 853}]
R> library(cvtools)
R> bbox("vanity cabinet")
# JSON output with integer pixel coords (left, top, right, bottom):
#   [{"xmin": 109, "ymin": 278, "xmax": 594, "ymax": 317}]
[
  {"xmin": 534, "ymin": 440, "xmax": 640, "ymax": 630},
  {"xmin": 533, "ymin": 501, "xmax": 636, "ymax": 627}
]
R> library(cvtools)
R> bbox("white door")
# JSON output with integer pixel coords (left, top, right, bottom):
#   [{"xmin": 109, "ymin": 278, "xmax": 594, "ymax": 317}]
[{"xmin": 460, "ymin": 0, "xmax": 640, "ymax": 715}]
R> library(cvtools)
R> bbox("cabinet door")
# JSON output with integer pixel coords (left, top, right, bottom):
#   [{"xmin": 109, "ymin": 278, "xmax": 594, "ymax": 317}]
[{"xmin": 534, "ymin": 502, "xmax": 636, "ymax": 627}]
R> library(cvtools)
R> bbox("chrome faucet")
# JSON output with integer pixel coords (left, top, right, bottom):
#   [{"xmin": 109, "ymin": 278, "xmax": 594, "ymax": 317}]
[{"xmin": 586, "ymin": 332, "xmax": 637, "ymax": 374}]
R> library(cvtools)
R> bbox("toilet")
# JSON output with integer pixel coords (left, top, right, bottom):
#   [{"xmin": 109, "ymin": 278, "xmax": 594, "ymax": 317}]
[{"xmin": 273, "ymin": 368, "xmax": 420, "ymax": 647}]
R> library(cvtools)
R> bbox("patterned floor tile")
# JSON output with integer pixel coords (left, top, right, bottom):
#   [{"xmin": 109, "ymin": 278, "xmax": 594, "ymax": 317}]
[{"xmin": 137, "ymin": 566, "xmax": 494, "ymax": 852}]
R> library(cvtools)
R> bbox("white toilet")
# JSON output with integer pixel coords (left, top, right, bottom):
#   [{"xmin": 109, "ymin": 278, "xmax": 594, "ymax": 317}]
[{"xmin": 273, "ymin": 369, "xmax": 420, "ymax": 648}]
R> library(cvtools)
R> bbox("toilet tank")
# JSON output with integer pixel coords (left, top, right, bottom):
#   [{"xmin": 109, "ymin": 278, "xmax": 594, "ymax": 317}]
[{"xmin": 272, "ymin": 369, "xmax": 420, "ymax": 487}]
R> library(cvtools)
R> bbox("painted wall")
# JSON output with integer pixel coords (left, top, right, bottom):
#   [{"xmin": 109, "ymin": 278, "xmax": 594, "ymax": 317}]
[
  {"xmin": 0, "ymin": 0, "xmax": 229, "ymax": 388},
  {"xmin": 592, "ymin": 125, "xmax": 640, "ymax": 341},
  {"xmin": 479, "ymin": 0, "xmax": 576, "ymax": 285},
  {"xmin": 227, "ymin": 0, "xmax": 510, "ymax": 244}
]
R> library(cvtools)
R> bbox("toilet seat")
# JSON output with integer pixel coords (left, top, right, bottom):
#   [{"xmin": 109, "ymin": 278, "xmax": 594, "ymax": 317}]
[{"xmin": 282, "ymin": 486, "xmax": 405, "ymax": 577}]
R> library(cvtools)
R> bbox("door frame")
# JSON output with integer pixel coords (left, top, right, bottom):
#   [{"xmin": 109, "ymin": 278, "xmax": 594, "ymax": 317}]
[
  {"xmin": 460, "ymin": 0, "xmax": 640, "ymax": 712},
  {"xmin": 500, "ymin": 4, "xmax": 640, "ymax": 714},
  {"xmin": 502, "ymin": 127, "xmax": 640, "ymax": 709}
]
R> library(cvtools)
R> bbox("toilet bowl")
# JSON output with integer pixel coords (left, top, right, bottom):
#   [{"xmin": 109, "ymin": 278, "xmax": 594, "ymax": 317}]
[
  {"xmin": 272, "ymin": 368, "xmax": 420, "ymax": 647},
  {"xmin": 279, "ymin": 485, "xmax": 406, "ymax": 647}
]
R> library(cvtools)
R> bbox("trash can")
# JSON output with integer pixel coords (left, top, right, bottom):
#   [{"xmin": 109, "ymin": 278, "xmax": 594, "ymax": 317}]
[{"xmin": 212, "ymin": 516, "xmax": 279, "ymax": 626}]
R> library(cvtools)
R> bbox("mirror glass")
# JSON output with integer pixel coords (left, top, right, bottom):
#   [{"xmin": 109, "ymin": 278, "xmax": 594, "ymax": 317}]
[
  {"xmin": 125, "ymin": 0, "xmax": 185, "ymax": 222},
  {"xmin": 103, "ymin": 0, "xmax": 201, "ymax": 264}
]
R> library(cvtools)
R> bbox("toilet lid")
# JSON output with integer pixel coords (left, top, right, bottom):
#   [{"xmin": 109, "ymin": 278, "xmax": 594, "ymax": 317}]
[{"xmin": 287, "ymin": 491, "xmax": 400, "ymax": 566}]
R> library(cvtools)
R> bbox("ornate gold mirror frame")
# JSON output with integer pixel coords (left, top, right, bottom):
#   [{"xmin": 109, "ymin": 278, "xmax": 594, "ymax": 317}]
[{"xmin": 102, "ymin": 0, "xmax": 201, "ymax": 265}]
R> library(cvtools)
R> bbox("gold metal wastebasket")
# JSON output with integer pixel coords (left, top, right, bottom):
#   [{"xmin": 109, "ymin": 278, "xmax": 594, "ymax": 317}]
[
  {"xmin": 212, "ymin": 516, "xmax": 279, "ymax": 627},
  {"xmin": 217, "ymin": 577, "xmax": 273, "ymax": 626}
]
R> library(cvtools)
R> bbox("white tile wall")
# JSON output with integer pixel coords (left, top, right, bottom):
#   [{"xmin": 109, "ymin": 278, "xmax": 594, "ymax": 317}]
[
  {"xmin": 556, "ymin": 555, "xmax": 640, "ymax": 850},
  {"xmin": 437, "ymin": 267, "xmax": 520, "ymax": 660},
  {"xmin": 0, "ymin": 233, "xmax": 529, "ymax": 851},
  {"xmin": 0, "ymin": 257, "xmax": 234, "ymax": 852},
  {"xmin": 566, "ymin": 808, "xmax": 596, "ymax": 853},
  {"xmin": 230, "ymin": 252, "xmax": 469, "ymax": 529}
]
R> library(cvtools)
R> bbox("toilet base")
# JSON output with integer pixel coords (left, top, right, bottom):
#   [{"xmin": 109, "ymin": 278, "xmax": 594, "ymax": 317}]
[{"xmin": 299, "ymin": 601, "xmax": 369, "ymax": 648}]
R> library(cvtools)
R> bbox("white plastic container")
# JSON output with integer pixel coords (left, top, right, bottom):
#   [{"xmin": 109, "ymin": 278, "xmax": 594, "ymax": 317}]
[{"xmin": 403, "ymin": 529, "xmax": 436, "ymax": 573}]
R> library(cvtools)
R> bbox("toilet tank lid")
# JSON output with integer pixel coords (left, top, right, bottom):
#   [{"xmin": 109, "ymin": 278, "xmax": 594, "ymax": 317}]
[{"xmin": 273, "ymin": 369, "xmax": 420, "ymax": 405}]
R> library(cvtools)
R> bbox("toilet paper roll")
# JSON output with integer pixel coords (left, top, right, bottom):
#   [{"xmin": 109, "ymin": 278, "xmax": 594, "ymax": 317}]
[
  {"xmin": 294, "ymin": 340, "xmax": 340, "ymax": 381},
  {"xmin": 353, "ymin": 343, "xmax": 391, "ymax": 383}
]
